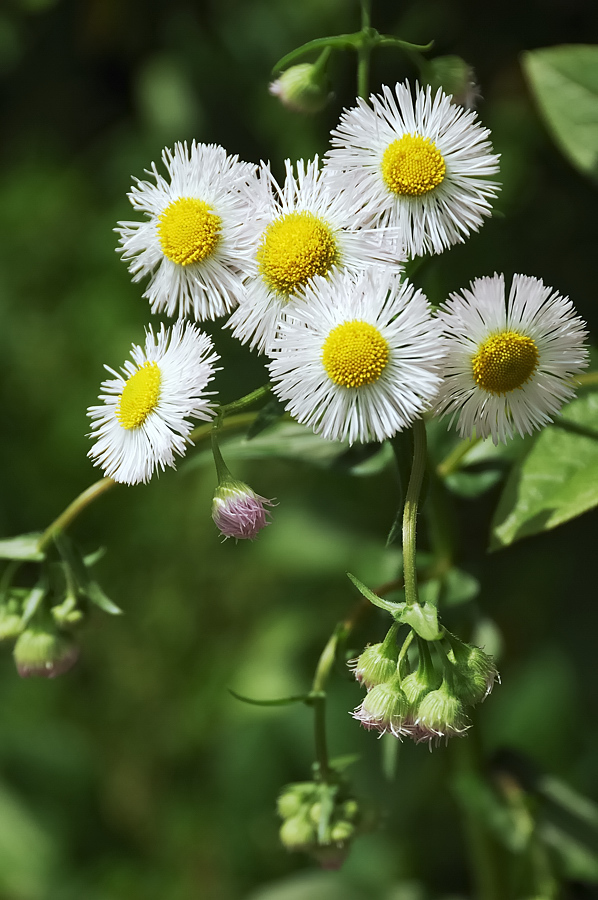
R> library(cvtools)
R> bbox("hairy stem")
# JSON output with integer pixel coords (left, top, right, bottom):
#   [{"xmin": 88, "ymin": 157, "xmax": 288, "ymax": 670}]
[{"xmin": 402, "ymin": 418, "xmax": 428, "ymax": 606}]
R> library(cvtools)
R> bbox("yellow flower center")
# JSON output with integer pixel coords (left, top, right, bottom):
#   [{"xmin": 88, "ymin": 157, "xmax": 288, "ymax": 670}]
[
  {"xmin": 471, "ymin": 331, "xmax": 539, "ymax": 394},
  {"xmin": 158, "ymin": 197, "xmax": 222, "ymax": 266},
  {"xmin": 257, "ymin": 211, "xmax": 338, "ymax": 296},
  {"xmin": 116, "ymin": 361, "xmax": 162, "ymax": 429},
  {"xmin": 381, "ymin": 133, "xmax": 446, "ymax": 197},
  {"xmin": 322, "ymin": 320, "xmax": 389, "ymax": 388}
]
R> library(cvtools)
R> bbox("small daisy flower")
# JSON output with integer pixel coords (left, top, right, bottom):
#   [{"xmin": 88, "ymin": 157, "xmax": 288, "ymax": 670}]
[
  {"xmin": 267, "ymin": 269, "xmax": 444, "ymax": 445},
  {"xmin": 325, "ymin": 81, "xmax": 500, "ymax": 257},
  {"xmin": 116, "ymin": 142, "xmax": 260, "ymax": 321},
  {"xmin": 434, "ymin": 273, "xmax": 588, "ymax": 444},
  {"xmin": 88, "ymin": 321, "xmax": 219, "ymax": 485},
  {"xmin": 226, "ymin": 157, "xmax": 404, "ymax": 353}
]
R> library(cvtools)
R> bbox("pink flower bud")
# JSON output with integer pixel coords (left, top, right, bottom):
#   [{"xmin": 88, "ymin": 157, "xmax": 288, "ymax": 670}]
[{"xmin": 212, "ymin": 479, "xmax": 275, "ymax": 540}]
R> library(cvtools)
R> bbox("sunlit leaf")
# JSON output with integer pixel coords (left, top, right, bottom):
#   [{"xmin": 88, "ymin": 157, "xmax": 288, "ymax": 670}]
[{"xmin": 523, "ymin": 44, "xmax": 598, "ymax": 183}]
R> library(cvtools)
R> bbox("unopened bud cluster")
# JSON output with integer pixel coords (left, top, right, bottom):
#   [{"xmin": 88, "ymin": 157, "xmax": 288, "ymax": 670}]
[
  {"xmin": 277, "ymin": 780, "xmax": 363, "ymax": 869},
  {"xmin": 0, "ymin": 589, "xmax": 82, "ymax": 679},
  {"xmin": 350, "ymin": 627, "xmax": 498, "ymax": 746}
]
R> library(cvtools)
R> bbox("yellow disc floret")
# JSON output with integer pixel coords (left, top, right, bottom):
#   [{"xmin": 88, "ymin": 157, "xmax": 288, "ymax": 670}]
[
  {"xmin": 257, "ymin": 211, "xmax": 338, "ymax": 296},
  {"xmin": 322, "ymin": 320, "xmax": 389, "ymax": 388},
  {"xmin": 116, "ymin": 361, "xmax": 162, "ymax": 429},
  {"xmin": 158, "ymin": 197, "xmax": 222, "ymax": 266},
  {"xmin": 381, "ymin": 133, "xmax": 446, "ymax": 197},
  {"xmin": 472, "ymin": 331, "xmax": 539, "ymax": 394}
]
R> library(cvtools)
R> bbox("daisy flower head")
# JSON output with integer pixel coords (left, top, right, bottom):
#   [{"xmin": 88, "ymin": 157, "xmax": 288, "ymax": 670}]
[
  {"xmin": 226, "ymin": 156, "xmax": 404, "ymax": 354},
  {"xmin": 267, "ymin": 268, "xmax": 445, "ymax": 445},
  {"xmin": 116, "ymin": 142, "xmax": 260, "ymax": 321},
  {"xmin": 325, "ymin": 81, "xmax": 500, "ymax": 258},
  {"xmin": 88, "ymin": 321, "xmax": 219, "ymax": 485},
  {"xmin": 434, "ymin": 273, "xmax": 589, "ymax": 444}
]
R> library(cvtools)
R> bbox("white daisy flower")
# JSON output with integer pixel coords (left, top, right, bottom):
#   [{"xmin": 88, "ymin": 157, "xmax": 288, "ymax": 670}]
[
  {"xmin": 116, "ymin": 142, "xmax": 260, "ymax": 321},
  {"xmin": 325, "ymin": 81, "xmax": 500, "ymax": 257},
  {"xmin": 434, "ymin": 273, "xmax": 589, "ymax": 444},
  {"xmin": 88, "ymin": 321, "xmax": 219, "ymax": 484},
  {"xmin": 267, "ymin": 269, "xmax": 444, "ymax": 444},
  {"xmin": 226, "ymin": 157, "xmax": 404, "ymax": 354}
]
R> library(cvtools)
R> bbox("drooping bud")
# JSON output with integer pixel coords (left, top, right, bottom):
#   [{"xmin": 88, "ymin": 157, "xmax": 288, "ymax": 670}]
[
  {"xmin": 277, "ymin": 782, "xmax": 315, "ymax": 820},
  {"xmin": 269, "ymin": 62, "xmax": 332, "ymax": 115},
  {"xmin": 13, "ymin": 624, "xmax": 79, "ymax": 678},
  {"xmin": 279, "ymin": 815, "xmax": 317, "ymax": 851},
  {"xmin": 413, "ymin": 678, "xmax": 469, "ymax": 744},
  {"xmin": 424, "ymin": 55, "xmax": 481, "ymax": 109},
  {"xmin": 0, "ymin": 599, "xmax": 24, "ymax": 641},
  {"xmin": 212, "ymin": 478, "xmax": 275, "ymax": 541},
  {"xmin": 452, "ymin": 645, "xmax": 499, "ymax": 706},
  {"xmin": 348, "ymin": 623, "xmax": 400, "ymax": 689},
  {"xmin": 352, "ymin": 675, "xmax": 411, "ymax": 738}
]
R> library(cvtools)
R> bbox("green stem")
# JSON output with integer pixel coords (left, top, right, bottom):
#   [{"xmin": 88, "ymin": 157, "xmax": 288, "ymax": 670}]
[
  {"xmin": 576, "ymin": 370, "xmax": 598, "ymax": 387},
  {"xmin": 436, "ymin": 436, "xmax": 481, "ymax": 479},
  {"xmin": 37, "ymin": 477, "xmax": 116, "ymax": 553},
  {"xmin": 312, "ymin": 46, "xmax": 332, "ymax": 78},
  {"xmin": 210, "ymin": 417, "xmax": 232, "ymax": 484},
  {"xmin": 397, "ymin": 629, "xmax": 414, "ymax": 677},
  {"xmin": 357, "ymin": 0, "xmax": 372, "ymax": 97},
  {"xmin": 217, "ymin": 384, "xmax": 271, "ymax": 418},
  {"xmin": 402, "ymin": 418, "xmax": 427, "ymax": 607},
  {"xmin": 311, "ymin": 630, "xmax": 339, "ymax": 782}
]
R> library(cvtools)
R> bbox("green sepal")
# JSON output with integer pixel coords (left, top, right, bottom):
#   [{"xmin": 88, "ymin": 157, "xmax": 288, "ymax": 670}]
[
  {"xmin": 399, "ymin": 602, "xmax": 443, "ymax": 641},
  {"xmin": 53, "ymin": 533, "xmax": 122, "ymax": 615},
  {"xmin": 228, "ymin": 688, "xmax": 311, "ymax": 707},
  {"xmin": 21, "ymin": 583, "xmax": 47, "ymax": 626},
  {"xmin": 0, "ymin": 534, "xmax": 45, "ymax": 562}
]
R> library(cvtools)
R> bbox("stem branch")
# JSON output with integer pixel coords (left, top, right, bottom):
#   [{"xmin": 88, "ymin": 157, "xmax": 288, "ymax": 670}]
[{"xmin": 402, "ymin": 418, "xmax": 428, "ymax": 607}]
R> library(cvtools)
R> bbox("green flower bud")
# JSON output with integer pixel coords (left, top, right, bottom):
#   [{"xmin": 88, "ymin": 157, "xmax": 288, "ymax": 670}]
[
  {"xmin": 0, "ymin": 601, "xmax": 24, "ymax": 641},
  {"xmin": 279, "ymin": 815, "xmax": 317, "ymax": 851},
  {"xmin": 424, "ymin": 55, "xmax": 480, "ymax": 109},
  {"xmin": 13, "ymin": 625, "xmax": 79, "ymax": 678},
  {"xmin": 330, "ymin": 820, "xmax": 355, "ymax": 843},
  {"xmin": 340, "ymin": 799, "xmax": 359, "ymax": 822},
  {"xmin": 413, "ymin": 679, "xmax": 469, "ymax": 744},
  {"xmin": 348, "ymin": 642, "xmax": 397, "ymax": 689},
  {"xmin": 51, "ymin": 595, "xmax": 85, "ymax": 628},
  {"xmin": 453, "ymin": 646, "xmax": 499, "ymax": 706},
  {"xmin": 352, "ymin": 675, "xmax": 410, "ymax": 738},
  {"xmin": 269, "ymin": 63, "xmax": 332, "ymax": 115},
  {"xmin": 277, "ymin": 782, "xmax": 316, "ymax": 820}
]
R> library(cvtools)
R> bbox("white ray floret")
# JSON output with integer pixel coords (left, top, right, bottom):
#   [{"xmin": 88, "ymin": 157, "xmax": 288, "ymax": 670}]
[
  {"xmin": 226, "ymin": 156, "xmax": 405, "ymax": 354},
  {"xmin": 267, "ymin": 269, "xmax": 445, "ymax": 445},
  {"xmin": 116, "ymin": 142, "xmax": 261, "ymax": 321},
  {"xmin": 325, "ymin": 81, "xmax": 500, "ymax": 257},
  {"xmin": 88, "ymin": 321, "xmax": 219, "ymax": 484},
  {"xmin": 434, "ymin": 273, "xmax": 588, "ymax": 444}
]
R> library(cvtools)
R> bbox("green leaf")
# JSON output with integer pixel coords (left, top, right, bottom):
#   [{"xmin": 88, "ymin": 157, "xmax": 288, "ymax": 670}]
[
  {"xmin": 491, "ymin": 388, "xmax": 598, "ymax": 548},
  {"xmin": 85, "ymin": 581, "xmax": 123, "ymax": 615},
  {"xmin": 445, "ymin": 468, "xmax": 503, "ymax": 498},
  {"xmin": 398, "ymin": 602, "xmax": 443, "ymax": 641},
  {"xmin": 228, "ymin": 689, "xmax": 310, "ymax": 707},
  {"xmin": 523, "ymin": 45, "xmax": 598, "ymax": 183},
  {"xmin": 0, "ymin": 534, "xmax": 44, "ymax": 562},
  {"xmin": 272, "ymin": 34, "xmax": 358, "ymax": 73},
  {"xmin": 328, "ymin": 754, "xmax": 360, "ymax": 773},
  {"xmin": 21, "ymin": 584, "xmax": 46, "ymax": 626},
  {"xmin": 346, "ymin": 572, "xmax": 404, "ymax": 615}
]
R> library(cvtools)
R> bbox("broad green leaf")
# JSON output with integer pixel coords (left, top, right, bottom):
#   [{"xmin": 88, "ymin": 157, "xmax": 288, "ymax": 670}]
[
  {"xmin": 523, "ymin": 45, "xmax": 598, "ymax": 182},
  {"xmin": 491, "ymin": 389, "xmax": 598, "ymax": 549},
  {"xmin": 441, "ymin": 568, "xmax": 480, "ymax": 607},
  {"xmin": 0, "ymin": 534, "xmax": 44, "ymax": 562}
]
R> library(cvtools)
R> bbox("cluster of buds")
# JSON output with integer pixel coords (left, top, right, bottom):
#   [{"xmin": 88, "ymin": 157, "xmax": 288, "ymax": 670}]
[
  {"xmin": 277, "ymin": 780, "xmax": 363, "ymax": 869},
  {"xmin": 350, "ymin": 625, "xmax": 498, "ymax": 746}
]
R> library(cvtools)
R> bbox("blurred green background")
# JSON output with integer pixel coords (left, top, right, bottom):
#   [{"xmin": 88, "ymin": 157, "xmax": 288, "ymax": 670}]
[{"xmin": 1, "ymin": 0, "xmax": 598, "ymax": 898}]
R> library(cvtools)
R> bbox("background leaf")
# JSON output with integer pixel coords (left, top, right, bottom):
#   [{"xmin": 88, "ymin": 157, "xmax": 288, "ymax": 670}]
[{"xmin": 523, "ymin": 44, "xmax": 598, "ymax": 183}]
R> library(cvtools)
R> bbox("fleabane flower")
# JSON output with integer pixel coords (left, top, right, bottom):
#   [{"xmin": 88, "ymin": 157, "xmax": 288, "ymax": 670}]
[
  {"xmin": 325, "ymin": 81, "xmax": 500, "ymax": 257},
  {"xmin": 434, "ymin": 273, "xmax": 588, "ymax": 444},
  {"xmin": 116, "ymin": 142, "xmax": 260, "ymax": 321},
  {"xmin": 267, "ymin": 269, "xmax": 444, "ymax": 445},
  {"xmin": 226, "ymin": 157, "xmax": 404, "ymax": 353},
  {"xmin": 212, "ymin": 478, "xmax": 275, "ymax": 540},
  {"xmin": 88, "ymin": 321, "xmax": 219, "ymax": 485}
]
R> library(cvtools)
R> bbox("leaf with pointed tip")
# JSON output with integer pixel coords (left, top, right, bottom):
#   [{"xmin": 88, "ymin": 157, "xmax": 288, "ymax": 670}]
[
  {"xmin": 346, "ymin": 572, "xmax": 404, "ymax": 616},
  {"xmin": 0, "ymin": 534, "xmax": 44, "ymax": 562},
  {"xmin": 85, "ymin": 581, "xmax": 123, "ymax": 615}
]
